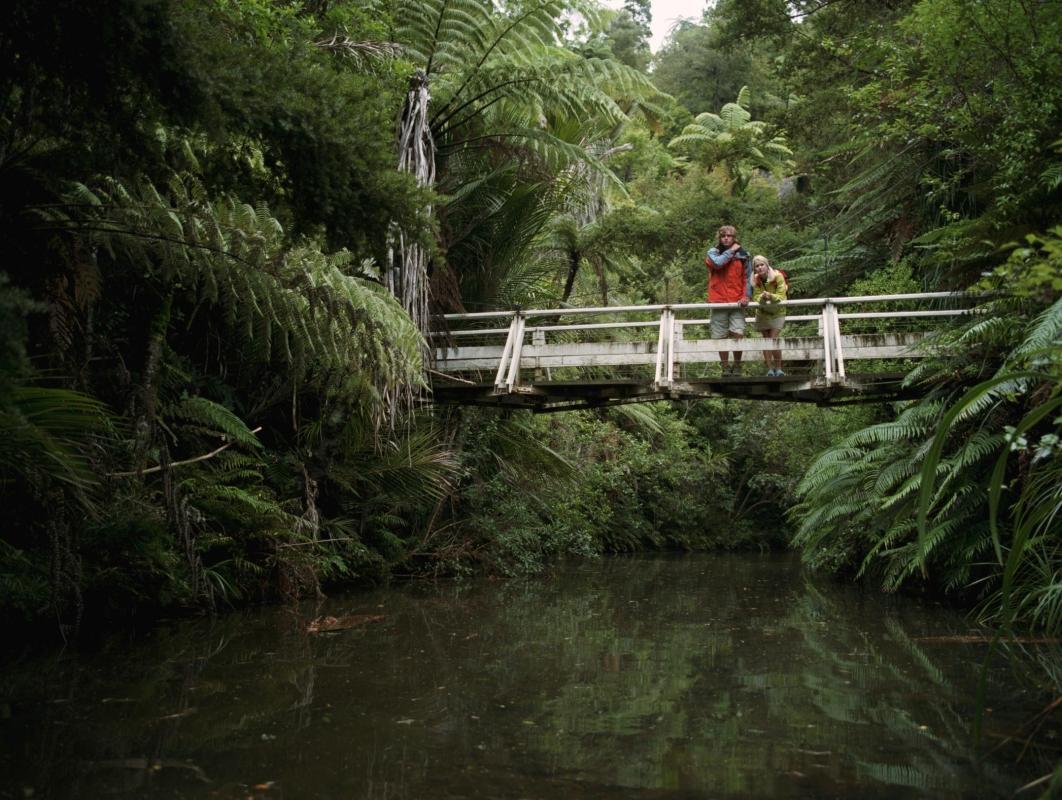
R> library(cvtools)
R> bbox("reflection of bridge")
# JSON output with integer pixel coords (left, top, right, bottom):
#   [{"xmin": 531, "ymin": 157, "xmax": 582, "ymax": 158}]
[{"xmin": 429, "ymin": 293, "xmax": 975, "ymax": 410}]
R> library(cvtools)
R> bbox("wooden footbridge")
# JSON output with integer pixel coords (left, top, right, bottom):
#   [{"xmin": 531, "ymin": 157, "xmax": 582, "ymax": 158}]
[{"xmin": 428, "ymin": 293, "xmax": 975, "ymax": 411}]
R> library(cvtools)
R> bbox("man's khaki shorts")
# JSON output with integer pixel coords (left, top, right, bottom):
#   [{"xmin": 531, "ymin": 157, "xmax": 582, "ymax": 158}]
[{"xmin": 710, "ymin": 308, "xmax": 747, "ymax": 338}]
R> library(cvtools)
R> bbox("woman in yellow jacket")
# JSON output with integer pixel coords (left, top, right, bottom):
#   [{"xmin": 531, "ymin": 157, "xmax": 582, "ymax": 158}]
[{"xmin": 751, "ymin": 255, "xmax": 788, "ymax": 377}]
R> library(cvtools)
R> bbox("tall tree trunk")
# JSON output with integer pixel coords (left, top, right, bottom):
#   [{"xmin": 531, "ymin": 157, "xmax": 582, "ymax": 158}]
[
  {"xmin": 46, "ymin": 484, "xmax": 82, "ymax": 642},
  {"xmin": 132, "ymin": 292, "xmax": 173, "ymax": 475},
  {"xmin": 562, "ymin": 247, "xmax": 580, "ymax": 302}
]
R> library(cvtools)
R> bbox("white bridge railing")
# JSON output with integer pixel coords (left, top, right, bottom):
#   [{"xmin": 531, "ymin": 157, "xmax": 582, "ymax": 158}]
[{"xmin": 430, "ymin": 293, "xmax": 977, "ymax": 399}]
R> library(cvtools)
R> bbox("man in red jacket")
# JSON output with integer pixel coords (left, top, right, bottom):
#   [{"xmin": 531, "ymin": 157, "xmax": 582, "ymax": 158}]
[{"xmin": 705, "ymin": 225, "xmax": 751, "ymax": 375}]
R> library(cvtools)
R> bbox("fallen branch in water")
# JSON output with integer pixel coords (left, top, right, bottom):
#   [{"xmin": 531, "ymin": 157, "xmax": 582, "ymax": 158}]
[
  {"xmin": 912, "ymin": 635, "xmax": 1060, "ymax": 644},
  {"xmin": 1013, "ymin": 772, "xmax": 1054, "ymax": 796},
  {"xmin": 307, "ymin": 614, "xmax": 386, "ymax": 634},
  {"xmin": 87, "ymin": 758, "xmax": 210, "ymax": 782}
]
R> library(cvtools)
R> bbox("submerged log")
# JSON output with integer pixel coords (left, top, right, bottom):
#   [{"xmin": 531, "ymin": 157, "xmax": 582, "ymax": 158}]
[{"xmin": 307, "ymin": 614, "xmax": 386, "ymax": 634}]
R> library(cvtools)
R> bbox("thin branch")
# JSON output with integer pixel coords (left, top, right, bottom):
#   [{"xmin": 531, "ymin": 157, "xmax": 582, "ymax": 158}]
[
  {"xmin": 427, "ymin": 368, "xmax": 475, "ymax": 384},
  {"xmin": 277, "ymin": 537, "xmax": 364, "ymax": 549},
  {"xmin": 110, "ymin": 427, "xmax": 263, "ymax": 477},
  {"xmin": 1012, "ymin": 773, "xmax": 1053, "ymax": 797}
]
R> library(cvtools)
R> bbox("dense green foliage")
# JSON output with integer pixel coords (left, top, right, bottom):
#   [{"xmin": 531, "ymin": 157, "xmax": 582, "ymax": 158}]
[
  {"xmin": 1, "ymin": 0, "xmax": 435, "ymax": 631},
  {"xmin": 0, "ymin": 0, "xmax": 1058, "ymax": 657},
  {"xmin": 718, "ymin": 0, "xmax": 1062, "ymax": 631}
]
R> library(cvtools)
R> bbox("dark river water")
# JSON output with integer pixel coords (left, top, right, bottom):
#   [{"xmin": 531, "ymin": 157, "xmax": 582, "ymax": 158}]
[{"xmin": 1, "ymin": 553, "xmax": 1059, "ymax": 799}]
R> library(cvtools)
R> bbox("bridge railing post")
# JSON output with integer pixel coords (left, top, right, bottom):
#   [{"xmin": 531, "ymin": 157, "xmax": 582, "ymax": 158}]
[
  {"xmin": 827, "ymin": 301, "xmax": 846, "ymax": 383},
  {"xmin": 654, "ymin": 307, "xmax": 675, "ymax": 390},
  {"xmin": 819, "ymin": 303, "xmax": 834, "ymax": 384},
  {"xmin": 505, "ymin": 314, "xmax": 526, "ymax": 391},
  {"xmin": 816, "ymin": 300, "xmax": 846, "ymax": 385},
  {"xmin": 493, "ymin": 312, "xmax": 524, "ymax": 394}
]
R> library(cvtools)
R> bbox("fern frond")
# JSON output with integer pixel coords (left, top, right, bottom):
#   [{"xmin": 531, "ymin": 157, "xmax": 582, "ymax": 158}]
[
  {"xmin": 172, "ymin": 397, "xmax": 262, "ymax": 450},
  {"xmin": 1008, "ymin": 298, "xmax": 1062, "ymax": 364},
  {"xmin": 54, "ymin": 172, "xmax": 425, "ymax": 425}
]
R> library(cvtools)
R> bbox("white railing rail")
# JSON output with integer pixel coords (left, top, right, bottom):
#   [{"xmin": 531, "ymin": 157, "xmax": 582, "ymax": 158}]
[{"xmin": 431, "ymin": 293, "xmax": 977, "ymax": 395}]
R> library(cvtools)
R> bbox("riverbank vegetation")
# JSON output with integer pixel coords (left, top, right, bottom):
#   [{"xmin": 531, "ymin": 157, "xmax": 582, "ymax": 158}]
[{"xmin": 0, "ymin": 0, "xmax": 1058, "ymax": 640}]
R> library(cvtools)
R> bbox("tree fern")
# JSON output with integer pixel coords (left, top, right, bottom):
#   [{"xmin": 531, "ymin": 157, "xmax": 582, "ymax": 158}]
[
  {"xmin": 32, "ymin": 172, "xmax": 425, "ymax": 424},
  {"xmin": 385, "ymin": 0, "xmax": 664, "ymax": 324},
  {"xmin": 668, "ymin": 86, "xmax": 793, "ymax": 195}
]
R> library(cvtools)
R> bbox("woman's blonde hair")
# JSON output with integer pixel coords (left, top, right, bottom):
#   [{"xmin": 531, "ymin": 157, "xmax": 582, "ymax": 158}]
[{"xmin": 752, "ymin": 255, "xmax": 772, "ymax": 286}]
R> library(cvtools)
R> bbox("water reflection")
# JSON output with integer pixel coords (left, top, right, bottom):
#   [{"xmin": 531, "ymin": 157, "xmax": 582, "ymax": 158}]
[{"xmin": 1, "ymin": 554, "xmax": 1057, "ymax": 798}]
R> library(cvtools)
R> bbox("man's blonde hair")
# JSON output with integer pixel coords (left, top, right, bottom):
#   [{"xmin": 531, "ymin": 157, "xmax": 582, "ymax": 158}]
[{"xmin": 717, "ymin": 225, "xmax": 737, "ymax": 239}]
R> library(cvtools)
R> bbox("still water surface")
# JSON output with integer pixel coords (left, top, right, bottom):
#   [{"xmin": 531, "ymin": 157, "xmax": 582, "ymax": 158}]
[{"xmin": 1, "ymin": 554, "xmax": 1058, "ymax": 799}]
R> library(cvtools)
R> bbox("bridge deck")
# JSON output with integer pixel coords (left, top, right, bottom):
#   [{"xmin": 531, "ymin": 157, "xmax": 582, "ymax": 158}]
[{"xmin": 429, "ymin": 293, "xmax": 975, "ymax": 409}]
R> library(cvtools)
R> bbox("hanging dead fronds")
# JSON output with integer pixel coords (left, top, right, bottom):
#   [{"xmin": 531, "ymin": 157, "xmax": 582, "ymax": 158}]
[
  {"xmin": 314, "ymin": 35, "xmax": 402, "ymax": 71},
  {"xmin": 387, "ymin": 70, "xmax": 435, "ymax": 342}
]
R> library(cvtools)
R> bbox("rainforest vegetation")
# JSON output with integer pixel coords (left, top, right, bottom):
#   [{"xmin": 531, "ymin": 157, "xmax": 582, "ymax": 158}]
[{"xmin": 0, "ymin": 0, "xmax": 1058, "ymax": 641}]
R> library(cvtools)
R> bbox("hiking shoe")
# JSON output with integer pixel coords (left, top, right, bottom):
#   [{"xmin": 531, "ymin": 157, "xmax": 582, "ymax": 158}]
[
  {"xmin": 731, "ymin": 363, "xmax": 743, "ymax": 376},
  {"xmin": 775, "ymin": 368, "xmax": 786, "ymax": 377},
  {"xmin": 767, "ymin": 368, "xmax": 778, "ymax": 377}
]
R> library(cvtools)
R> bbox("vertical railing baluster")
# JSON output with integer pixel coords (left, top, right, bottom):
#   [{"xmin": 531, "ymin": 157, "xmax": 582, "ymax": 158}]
[
  {"xmin": 829, "ymin": 302, "xmax": 846, "ymax": 383},
  {"xmin": 532, "ymin": 328, "xmax": 546, "ymax": 384},
  {"xmin": 655, "ymin": 308, "xmax": 675, "ymax": 390},
  {"xmin": 665, "ymin": 310, "xmax": 676, "ymax": 386},
  {"xmin": 672, "ymin": 318, "xmax": 683, "ymax": 383},
  {"xmin": 821, "ymin": 302, "xmax": 834, "ymax": 384},
  {"xmin": 654, "ymin": 308, "xmax": 668, "ymax": 388}
]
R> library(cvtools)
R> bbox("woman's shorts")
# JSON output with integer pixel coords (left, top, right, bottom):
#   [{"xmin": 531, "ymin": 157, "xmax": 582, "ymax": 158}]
[
  {"xmin": 754, "ymin": 316, "xmax": 785, "ymax": 333},
  {"xmin": 710, "ymin": 308, "xmax": 747, "ymax": 338}
]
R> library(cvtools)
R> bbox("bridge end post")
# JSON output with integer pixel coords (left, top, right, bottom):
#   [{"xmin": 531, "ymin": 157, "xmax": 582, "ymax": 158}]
[
  {"xmin": 654, "ymin": 308, "xmax": 675, "ymax": 391},
  {"xmin": 493, "ymin": 311, "xmax": 524, "ymax": 394}
]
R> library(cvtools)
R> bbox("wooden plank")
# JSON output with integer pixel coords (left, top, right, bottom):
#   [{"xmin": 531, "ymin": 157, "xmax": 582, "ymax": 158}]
[
  {"xmin": 676, "ymin": 336, "xmax": 826, "ymax": 357},
  {"xmin": 840, "ymin": 332, "xmax": 924, "ymax": 348}
]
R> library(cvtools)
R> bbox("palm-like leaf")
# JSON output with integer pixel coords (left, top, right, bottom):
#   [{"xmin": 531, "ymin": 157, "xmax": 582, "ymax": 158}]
[{"xmin": 0, "ymin": 386, "xmax": 111, "ymax": 507}]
